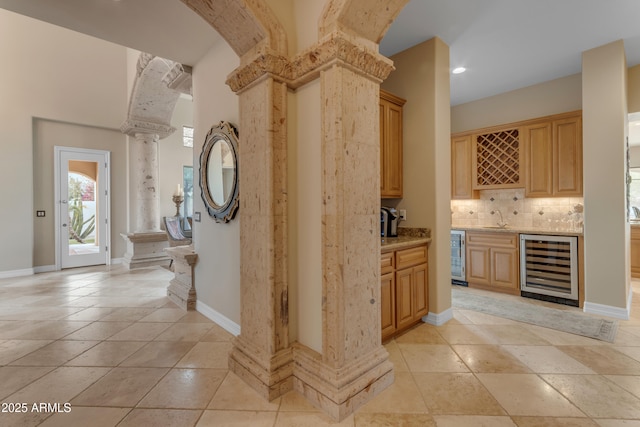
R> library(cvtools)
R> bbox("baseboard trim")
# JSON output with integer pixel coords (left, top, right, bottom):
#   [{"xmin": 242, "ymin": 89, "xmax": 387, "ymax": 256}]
[
  {"xmin": 196, "ymin": 300, "xmax": 241, "ymax": 336},
  {"xmin": 0, "ymin": 267, "xmax": 36, "ymax": 278},
  {"xmin": 110, "ymin": 257, "xmax": 124, "ymax": 265},
  {"xmin": 423, "ymin": 307, "xmax": 454, "ymax": 326},
  {"xmin": 583, "ymin": 295, "xmax": 631, "ymax": 321},
  {"xmin": 34, "ymin": 265, "xmax": 56, "ymax": 274}
]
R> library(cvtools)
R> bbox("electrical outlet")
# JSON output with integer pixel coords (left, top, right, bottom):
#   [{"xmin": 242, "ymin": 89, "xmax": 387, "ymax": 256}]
[{"xmin": 399, "ymin": 209, "xmax": 407, "ymax": 221}]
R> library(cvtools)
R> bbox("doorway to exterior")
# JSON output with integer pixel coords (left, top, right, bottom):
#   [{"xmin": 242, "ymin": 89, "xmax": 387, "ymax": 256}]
[{"xmin": 54, "ymin": 147, "xmax": 110, "ymax": 269}]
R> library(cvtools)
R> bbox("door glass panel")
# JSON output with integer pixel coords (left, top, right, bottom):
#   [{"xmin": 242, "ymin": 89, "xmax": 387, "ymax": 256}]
[{"xmin": 67, "ymin": 161, "xmax": 99, "ymax": 256}]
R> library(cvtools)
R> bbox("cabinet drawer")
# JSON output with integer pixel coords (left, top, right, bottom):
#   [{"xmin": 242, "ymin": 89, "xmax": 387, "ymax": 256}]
[
  {"xmin": 396, "ymin": 245, "xmax": 428, "ymax": 270},
  {"xmin": 381, "ymin": 251, "xmax": 395, "ymax": 275},
  {"xmin": 466, "ymin": 231, "xmax": 518, "ymax": 249}
]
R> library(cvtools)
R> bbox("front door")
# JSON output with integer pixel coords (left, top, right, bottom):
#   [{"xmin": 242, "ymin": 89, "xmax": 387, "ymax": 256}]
[{"xmin": 55, "ymin": 147, "xmax": 110, "ymax": 269}]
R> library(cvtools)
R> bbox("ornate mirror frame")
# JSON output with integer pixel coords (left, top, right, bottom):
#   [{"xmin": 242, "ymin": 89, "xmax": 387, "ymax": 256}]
[{"xmin": 199, "ymin": 121, "xmax": 239, "ymax": 223}]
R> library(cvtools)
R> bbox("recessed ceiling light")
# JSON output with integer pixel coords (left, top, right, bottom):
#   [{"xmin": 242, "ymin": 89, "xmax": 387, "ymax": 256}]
[{"xmin": 452, "ymin": 67, "xmax": 466, "ymax": 74}]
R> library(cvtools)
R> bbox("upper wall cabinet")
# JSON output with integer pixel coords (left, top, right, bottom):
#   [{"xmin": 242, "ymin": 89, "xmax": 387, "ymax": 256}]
[
  {"xmin": 451, "ymin": 135, "xmax": 478, "ymax": 199},
  {"xmin": 451, "ymin": 111, "xmax": 582, "ymax": 199},
  {"xmin": 380, "ymin": 89, "xmax": 406, "ymax": 198},
  {"xmin": 523, "ymin": 113, "xmax": 582, "ymax": 197},
  {"xmin": 472, "ymin": 127, "xmax": 522, "ymax": 190}
]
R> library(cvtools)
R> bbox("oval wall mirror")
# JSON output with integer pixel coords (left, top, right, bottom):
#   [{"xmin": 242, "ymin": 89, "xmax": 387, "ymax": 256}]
[{"xmin": 199, "ymin": 121, "xmax": 239, "ymax": 223}]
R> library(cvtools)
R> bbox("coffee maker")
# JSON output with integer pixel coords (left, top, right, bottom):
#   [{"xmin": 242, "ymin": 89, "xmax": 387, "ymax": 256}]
[{"xmin": 380, "ymin": 207, "xmax": 399, "ymax": 237}]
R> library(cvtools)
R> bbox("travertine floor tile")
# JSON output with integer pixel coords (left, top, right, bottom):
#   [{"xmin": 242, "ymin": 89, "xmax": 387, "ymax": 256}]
[
  {"xmin": 197, "ymin": 410, "xmax": 277, "ymax": 427},
  {"xmin": 106, "ymin": 322, "xmax": 172, "ymax": 341},
  {"xmin": 503, "ymin": 345, "xmax": 596, "ymax": 374},
  {"xmin": 278, "ymin": 411, "xmax": 355, "ymax": 426},
  {"xmin": 62, "ymin": 307, "xmax": 117, "ymax": 321},
  {"xmin": 413, "ymin": 372, "xmax": 506, "ymax": 415},
  {"xmin": 99, "ymin": 307, "xmax": 156, "ymax": 322},
  {"xmin": 10, "ymin": 340, "xmax": 98, "ymax": 366},
  {"xmin": 477, "ymin": 373, "xmax": 584, "ymax": 417},
  {"xmin": 118, "ymin": 408, "xmax": 202, "ymax": 427},
  {"xmin": 604, "ymin": 374, "xmax": 640, "ymax": 399},
  {"xmin": 63, "ymin": 321, "xmax": 132, "ymax": 340},
  {"xmin": 523, "ymin": 324, "xmax": 606, "ymax": 346},
  {"xmin": 433, "ymin": 415, "xmax": 517, "ymax": 427},
  {"xmin": 481, "ymin": 325, "xmax": 552, "ymax": 345},
  {"xmin": 37, "ymin": 407, "xmax": 130, "ymax": 427},
  {"xmin": 176, "ymin": 341, "xmax": 233, "ymax": 369},
  {"xmin": 437, "ymin": 324, "xmax": 496, "ymax": 345},
  {"xmin": 119, "ymin": 341, "xmax": 197, "ymax": 367},
  {"xmin": 6, "ymin": 366, "xmax": 111, "ymax": 404},
  {"xmin": 138, "ymin": 308, "xmax": 188, "ymax": 322},
  {"xmin": 611, "ymin": 346, "xmax": 640, "ymax": 363},
  {"xmin": 541, "ymin": 374, "xmax": 640, "ymax": 418},
  {"xmin": 398, "ymin": 344, "xmax": 469, "ymax": 373},
  {"xmin": 453, "ymin": 345, "xmax": 531, "ymax": 373},
  {"xmin": 153, "ymin": 322, "xmax": 213, "ymax": 342},
  {"xmin": 71, "ymin": 367, "xmax": 169, "ymax": 407},
  {"xmin": 394, "ymin": 323, "xmax": 448, "ymax": 344},
  {"xmin": 208, "ymin": 372, "xmax": 281, "ymax": 411},
  {"xmin": 0, "ymin": 339, "xmax": 52, "ymax": 365},
  {"xmin": 358, "ymin": 372, "xmax": 428, "ymax": 414},
  {"xmin": 0, "ymin": 366, "xmax": 54, "ymax": 400},
  {"xmin": 138, "ymin": 368, "xmax": 226, "ymax": 409},
  {"xmin": 65, "ymin": 341, "xmax": 145, "ymax": 366},
  {"xmin": 383, "ymin": 341, "xmax": 409, "ymax": 372},
  {"xmin": 557, "ymin": 346, "xmax": 640, "ymax": 375},
  {"xmin": 594, "ymin": 420, "xmax": 640, "ymax": 427},
  {"xmin": 458, "ymin": 310, "xmax": 520, "ymax": 325},
  {"xmin": 510, "ymin": 416, "xmax": 599, "ymax": 426}
]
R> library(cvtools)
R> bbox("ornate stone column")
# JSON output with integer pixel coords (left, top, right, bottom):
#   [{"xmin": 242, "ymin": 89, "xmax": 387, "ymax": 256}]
[
  {"xmin": 227, "ymin": 73, "xmax": 292, "ymax": 400},
  {"xmin": 119, "ymin": 53, "xmax": 187, "ymax": 269}
]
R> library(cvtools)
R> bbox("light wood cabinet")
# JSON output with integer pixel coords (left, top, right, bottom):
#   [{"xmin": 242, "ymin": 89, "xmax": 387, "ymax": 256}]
[
  {"xmin": 466, "ymin": 231, "xmax": 519, "ymax": 295},
  {"xmin": 380, "ymin": 243, "xmax": 428, "ymax": 341},
  {"xmin": 524, "ymin": 113, "xmax": 582, "ymax": 197},
  {"xmin": 451, "ymin": 135, "xmax": 478, "ymax": 199},
  {"xmin": 631, "ymin": 226, "xmax": 640, "ymax": 278},
  {"xmin": 451, "ymin": 110, "xmax": 582, "ymax": 199},
  {"xmin": 380, "ymin": 89, "xmax": 405, "ymax": 198}
]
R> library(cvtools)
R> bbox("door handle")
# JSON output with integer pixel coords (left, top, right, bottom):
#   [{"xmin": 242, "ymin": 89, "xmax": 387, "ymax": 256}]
[
  {"xmin": 61, "ymin": 200, "xmax": 67, "ymax": 204},
  {"xmin": 62, "ymin": 224, "xmax": 67, "ymax": 227}
]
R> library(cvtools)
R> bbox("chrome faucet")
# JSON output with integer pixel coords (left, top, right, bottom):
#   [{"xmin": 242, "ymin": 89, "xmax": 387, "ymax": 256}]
[{"xmin": 491, "ymin": 210, "xmax": 508, "ymax": 228}]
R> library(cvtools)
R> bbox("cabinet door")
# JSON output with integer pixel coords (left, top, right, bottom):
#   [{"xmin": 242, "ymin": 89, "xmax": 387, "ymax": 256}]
[
  {"xmin": 466, "ymin": 245, "xmax": 491, "ymax": 286},
  {"xmin": 412, "ymin": 263, "xmax": 428, "ymax": 319},
  {"xmin": 380, "ymin": 91, "xmax": 404, "ymax": 198},
  {"xmin": 553, "ymin": 116, "xmax": 582, "ymax": 196},
  {"xmin": 396, "ymin": 268, "xmax": 414, "ymax": 330},
  {"xmin": 451, "ymin": 135, "xmax": 476, "ymax": 199},
  {"xmin": 523, "ymin": 122, "xmax": 553, "ymax": 197},
  {"xmin": 380, "ymin": 272, "xmax": 396, "ymax": 340},
  {"xmin": 490, "ymin": 248, "xmax": 519, "ymax": 293}
]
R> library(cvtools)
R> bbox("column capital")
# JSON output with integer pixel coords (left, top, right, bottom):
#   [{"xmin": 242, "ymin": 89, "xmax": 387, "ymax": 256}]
[
  {"xmin": 120, "ymin": 119, "xmax": 175, "ymax": 139},
  {"xmin": 226, "ymin": 32, "xmax": 395, "ymax": 93}
]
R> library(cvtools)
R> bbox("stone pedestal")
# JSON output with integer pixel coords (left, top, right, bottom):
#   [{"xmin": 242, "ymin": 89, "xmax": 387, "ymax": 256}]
[
  {"xmin": 121, "ymin": 232, "xmax": 170, "ymax": 269},
  {"xmin": 164, "ymin": 245, "xmax": 197, "ymax": 310}
]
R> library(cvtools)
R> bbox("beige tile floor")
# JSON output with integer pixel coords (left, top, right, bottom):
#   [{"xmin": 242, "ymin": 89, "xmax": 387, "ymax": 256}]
[{"xmin": 0, "ymin": 265, "xmax": 639, "ymax": 426}]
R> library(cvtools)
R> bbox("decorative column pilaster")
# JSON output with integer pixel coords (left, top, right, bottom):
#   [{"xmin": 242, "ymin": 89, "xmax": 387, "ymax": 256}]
[{"xmin": 227, "ymin": 71, "xmax": 292, "ymax": 399}]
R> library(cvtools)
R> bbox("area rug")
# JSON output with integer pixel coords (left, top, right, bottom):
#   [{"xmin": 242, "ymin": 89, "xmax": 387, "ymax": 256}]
[{"xmin": 451, "ymin": 288, "xmax": 619, "ymax": 343}]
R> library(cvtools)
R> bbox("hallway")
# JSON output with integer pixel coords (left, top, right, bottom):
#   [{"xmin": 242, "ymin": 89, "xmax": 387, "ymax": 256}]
[{"xmin": 1, "ymin": 265, "xmax": 639, "ymax": 426}]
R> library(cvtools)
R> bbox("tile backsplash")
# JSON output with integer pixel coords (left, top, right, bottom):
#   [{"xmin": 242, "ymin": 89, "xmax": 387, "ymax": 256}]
[{"xmin": 451, "ymin": 189, "xmax": 584, "ymax": 232}]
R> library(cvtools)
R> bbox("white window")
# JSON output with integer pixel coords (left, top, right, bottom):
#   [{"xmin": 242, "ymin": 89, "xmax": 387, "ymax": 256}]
[{"xmin": 183, "ymin": 126, "xmax": 194, "ymax": 148}]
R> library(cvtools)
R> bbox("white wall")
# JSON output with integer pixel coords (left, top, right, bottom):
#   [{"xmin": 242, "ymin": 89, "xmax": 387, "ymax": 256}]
[
  {"xmin": 191, "ymin": 40, "xmax": 241, "ymax": 325},
  {"xmin": 0, "ymin": 9, "xmax": 195, "ymax": 274},
  {"xmin": 0, "ymin": 9, "xmax": 128, "ymax": 273}
]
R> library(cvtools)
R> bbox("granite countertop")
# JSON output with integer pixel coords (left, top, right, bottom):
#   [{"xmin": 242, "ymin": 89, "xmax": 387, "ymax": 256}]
[
  {"xmin": 451, "ymin": 224, "xmax": 583, "ymax": 237},
  {"xmin": 381, "ymin": 235, "xmax": 431, "ymax": 251}
]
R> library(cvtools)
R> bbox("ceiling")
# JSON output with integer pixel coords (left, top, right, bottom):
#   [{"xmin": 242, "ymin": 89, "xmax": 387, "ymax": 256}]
[{"xmin": 1, "ymin": 0, "xmax": 639, "ymax": 126}]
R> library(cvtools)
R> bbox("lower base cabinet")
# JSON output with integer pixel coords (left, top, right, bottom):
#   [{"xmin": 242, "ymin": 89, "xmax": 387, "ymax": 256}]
[
  {"xmin": 631, "ymin": 226, "xmax": 640, "ymax": 278},
  {"xmin": 380, "ymin": 244, "xmax": 428, "ymax": 341},
  {"xmin": 466, "ymin": 231, "xmax": 519, "ymax": 295}
]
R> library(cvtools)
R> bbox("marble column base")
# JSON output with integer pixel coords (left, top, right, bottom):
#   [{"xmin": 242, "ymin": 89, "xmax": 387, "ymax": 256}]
[
  {"xmin": 228, "ymin": 337, "xmax": 294, "ymax": 401},
  {"xmin": 292, "ymin": 344, "xmax": 394, "ymax": 421},
  {"xmin": 164, "ymin": 245, "xmax": 197, "ymax": 310},
  {"xmin": 120, "ymin": 232, "xmax": 170, "ymax": 269}
]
